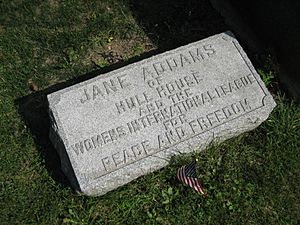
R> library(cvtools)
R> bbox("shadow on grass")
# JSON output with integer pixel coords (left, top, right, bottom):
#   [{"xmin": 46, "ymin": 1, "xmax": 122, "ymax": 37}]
[
  {"xmin": 15, "ymin": 0, "xmax": 227, "ymax": 188},
  {"xmin": 130, "ymin": 0, "xmax": 227, "ymax": 50}
]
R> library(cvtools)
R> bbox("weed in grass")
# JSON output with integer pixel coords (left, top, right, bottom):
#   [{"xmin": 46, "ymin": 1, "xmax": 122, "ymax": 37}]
[
  {"xmin": 94, "ymin": 58, "xmax": 110, "ymax": 68},
  {"xmin": 64, "ymin": 47, "xmax": 80, "ymax": 66},
  {"xmin": 258, "ymin": 69, "xmax": 275, "ymax": 87}
]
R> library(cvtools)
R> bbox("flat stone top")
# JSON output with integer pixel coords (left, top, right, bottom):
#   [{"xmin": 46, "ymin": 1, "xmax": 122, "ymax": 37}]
[{"xmin": 48, "ymin": 32, "xmax": 276, "ymax": 196}]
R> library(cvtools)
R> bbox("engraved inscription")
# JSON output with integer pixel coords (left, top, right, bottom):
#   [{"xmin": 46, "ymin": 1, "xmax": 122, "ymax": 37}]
[
  {"xmin": 100, "ymin": 140, "xmax": 154, "ymax": 172},
  {"xmin": 70, "ymin": 73, "xmax": 258, "ymax": 157},
  {"xmin": 142, "ymin": 44, "xmax": 216, "ymax": 80},
  {"xmin": 80, "ymin": 74, "xmax": 131, "ymax": 104},
  {"xmin": 48, "ymin": 32, "xmax": 276, "ymax": 196},
  {"xmin": 71, "ymin": 126, "xmax": 127, "ymax": 155},
  {"xmin": 93, "ymin": 98, "xmax": 253, "ymax": 177},
  {"xmin": 115, "ymin": 92, "xmax": 153, "ymax": 114}
]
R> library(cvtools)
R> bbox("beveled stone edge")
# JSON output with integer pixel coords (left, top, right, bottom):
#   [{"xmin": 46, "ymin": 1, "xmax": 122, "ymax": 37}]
[{"xmin": 47, "ymin": 31, "xmax": 277, "ymax": 196}]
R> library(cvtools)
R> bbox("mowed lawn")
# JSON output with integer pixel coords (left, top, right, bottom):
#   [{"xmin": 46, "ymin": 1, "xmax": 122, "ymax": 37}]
[{"xmin": 0, "ymin": 0, "xmax": 300, "ymax": 224}]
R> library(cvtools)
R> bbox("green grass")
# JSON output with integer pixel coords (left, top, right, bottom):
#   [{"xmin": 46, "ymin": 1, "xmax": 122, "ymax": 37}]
[{"xmin": 1, "ymin": 1, "xmax": 300, "ymax": 224}]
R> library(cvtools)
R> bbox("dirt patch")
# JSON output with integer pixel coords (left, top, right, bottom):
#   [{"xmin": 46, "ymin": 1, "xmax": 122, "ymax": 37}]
[
  {"xmin": 48, "ymin": 0, "xmax": 59, "ymax": 8},
  {"xmin": 84, "ymin": 35, "xmax": 156, "ymax": 67},
  {"xmin": 46, "ymin": 75, "xmax": 66, "ymax": 87},
  {"xmin": 41, "ymin": 54, "xmax": 59, "ymax": 68}
]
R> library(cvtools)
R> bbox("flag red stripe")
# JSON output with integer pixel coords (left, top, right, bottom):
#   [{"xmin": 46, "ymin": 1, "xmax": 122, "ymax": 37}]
[{"xmin": 177, "ymin": 163, "xmax": 206, "ymax": 195}]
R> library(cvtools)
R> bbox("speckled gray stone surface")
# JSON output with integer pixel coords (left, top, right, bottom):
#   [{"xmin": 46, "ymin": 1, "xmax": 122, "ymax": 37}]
[{"xmin": 48, "ymin": 31, "xmax": 276, "ymax": 196}]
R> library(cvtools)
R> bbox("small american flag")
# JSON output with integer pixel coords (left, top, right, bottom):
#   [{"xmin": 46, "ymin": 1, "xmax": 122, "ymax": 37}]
[{"xmin": 177, "ymin": 160, "xmax": 207, "ymax": 195}]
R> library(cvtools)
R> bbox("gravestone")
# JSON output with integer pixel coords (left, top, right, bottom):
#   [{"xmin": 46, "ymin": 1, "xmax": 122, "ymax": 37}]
[{"xmin": 48, "ymin": 31, "xmax": 276, "ymax": 196}]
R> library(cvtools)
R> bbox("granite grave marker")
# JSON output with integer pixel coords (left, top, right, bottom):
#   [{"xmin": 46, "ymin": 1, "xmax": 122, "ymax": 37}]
[{"xmin": 48, "ymin": 32, "xmax": 276, "ymax": 196}]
